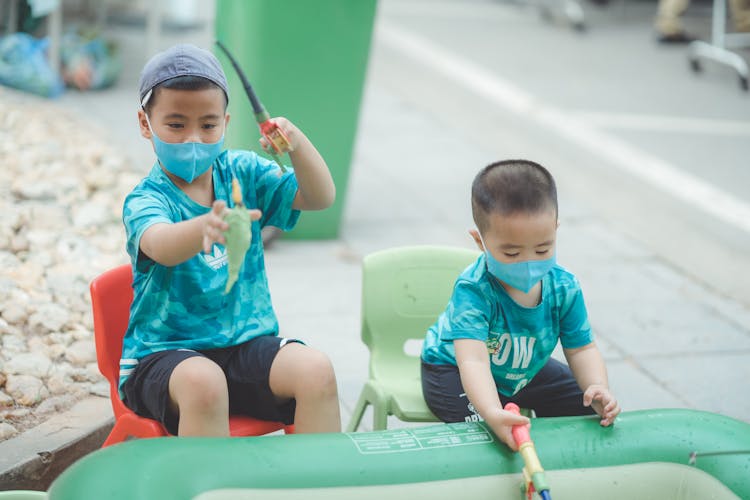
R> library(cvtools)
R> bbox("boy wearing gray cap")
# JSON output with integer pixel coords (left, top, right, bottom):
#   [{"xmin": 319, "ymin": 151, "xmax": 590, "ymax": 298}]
[{"xmin": 120, "ymin": 44, "xmax": 340, "ymax": 436}]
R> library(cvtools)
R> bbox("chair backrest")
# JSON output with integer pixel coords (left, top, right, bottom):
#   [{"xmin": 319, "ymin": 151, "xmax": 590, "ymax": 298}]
[
  {"xmin": 361, "ymin": 246, "xmax": 479, "ymax": 381},
  {"xmin": 90, "ymin": 264, "xmax": 133, "ymax": 414}
]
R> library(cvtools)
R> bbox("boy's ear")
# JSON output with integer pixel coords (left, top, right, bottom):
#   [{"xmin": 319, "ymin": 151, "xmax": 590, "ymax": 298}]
[
  {"xmin": 137, "ymin": 109, "xmax": 152, "ymax": 140},
  {"xmin": 468, "ymin": 229, "xmax": 484, "ymax": 252}
]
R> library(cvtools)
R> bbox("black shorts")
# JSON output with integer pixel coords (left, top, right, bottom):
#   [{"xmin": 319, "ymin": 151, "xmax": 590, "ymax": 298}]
[
  {"xmin": 122, "ymin": 335, "xmax": 301, "ymax": 435},
  {"xmin": 421, "ymin": 357, "xmax": 596, "ymax": 423}
]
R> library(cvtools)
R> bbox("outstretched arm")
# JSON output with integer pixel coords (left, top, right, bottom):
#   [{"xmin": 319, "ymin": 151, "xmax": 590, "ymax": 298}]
[
  {"xmin": 455, "ymin": 339, "xmax": 529, "ymax": 450},
  {"xmin": 564, "ymin": 342, "xmax": 620, "ymax": 426},
  {"xmin": 140, "ymin": 201, "xmax": 261, "ymax": 266}
]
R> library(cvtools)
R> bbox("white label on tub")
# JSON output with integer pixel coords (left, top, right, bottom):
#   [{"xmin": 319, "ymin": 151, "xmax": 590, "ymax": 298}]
[{"xmin": 347, "ymin": 422, "xmax": 494, "ymax": 454}]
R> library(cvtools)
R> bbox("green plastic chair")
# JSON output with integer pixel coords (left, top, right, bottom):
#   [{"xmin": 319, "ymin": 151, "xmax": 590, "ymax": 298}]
[{"xmin": 346, "ymin": 245, "xmax": 479, "ymax": 432}]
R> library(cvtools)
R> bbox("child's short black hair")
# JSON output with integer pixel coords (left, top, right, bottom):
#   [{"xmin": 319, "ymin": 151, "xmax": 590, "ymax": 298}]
[
  {"xmin": 471, "ymin": 159, "xmax": 558, "ymax": 233},
  {"xmin": 142, "ymin": 75, "xmax": 228, "ymax": 114}
]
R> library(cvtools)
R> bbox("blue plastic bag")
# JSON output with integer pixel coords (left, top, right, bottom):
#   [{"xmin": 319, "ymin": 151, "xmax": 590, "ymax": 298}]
[
  {"xmin": 0, "ymin": 33, "xmax": 64, "ymax": 98},
  {"xmin": 61, "ymin": 29, "xmax": 121, "ymax": 90}
]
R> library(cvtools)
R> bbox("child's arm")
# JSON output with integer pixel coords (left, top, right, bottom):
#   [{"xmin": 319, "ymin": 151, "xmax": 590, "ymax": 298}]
[
  {"xmin": 140, "ymin": 200, "xmax": 261, "ymax": 266},
  {"xmin": 455, "ymin": 338, "xmax": 529, "ymax": 450},
  {"xmin": 564, "ymin": 342, "xmax": 620, "ymax": 426},
  {"xmin": 260, "ymin": 117, "xmax": 335, "ymax": 211}
]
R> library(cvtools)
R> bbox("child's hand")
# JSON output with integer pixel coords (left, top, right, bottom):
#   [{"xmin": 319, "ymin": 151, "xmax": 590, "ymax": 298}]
[
  {"xmin": 259, "ymin": 116, "xmax": 298, "ymax": 154},
  {"xmin": 487, "ymin": 407, "xmax": 530, "ymax": 451},
  {"xmin": 202, "ymin": 200, "xmax": 229, "ymax": 253},
  {"xmin": 202, "ymin": 200, "xmax": 261, "ymax": 254},
  {"xmin": 583, "ymin": 384, "xmax": 620, "ymax": 426}
]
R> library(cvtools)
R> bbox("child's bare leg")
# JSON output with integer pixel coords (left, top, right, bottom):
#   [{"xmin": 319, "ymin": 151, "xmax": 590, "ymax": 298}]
[
  {"xmin": 269, "ymin": 343, "xmax": 341, "ymax": 433},
  {"xmin": 169, "ymin": 357, "xmax": 230, "ymax": 436}
]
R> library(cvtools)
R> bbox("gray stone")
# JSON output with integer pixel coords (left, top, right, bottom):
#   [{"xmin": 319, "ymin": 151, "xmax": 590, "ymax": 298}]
[
  {"xmin": 64, "ymin": 340, "xmax": 97, "ymax": 367},
  {"xmin": 47, "ymin": 332, "xmax": 74, "ymax": 348},
  {"xmin": 28, "ymin": 303, "xmax": 71, "ymax": 334},
  {"xmin": 88, "ymin": 381, "xmax": 109, "ymax": 398},
  {"xmin": 45, "ymin": 264, "xmax": 87, "ymax": 297},
  {"xmin": 3, "ymin": 408, "xmax": 31, "ymax": 420},
  {"xmin": 0, "ymin": 422, "xmax": 17, "ymax": 440},
  {"xmin": 70, "ymin": 326, "xmax": 92, "ymax": 341},
  {"xmin": 11, "ymin": 180, "xmax": 57, "ymax": 201},
  {"xmin": 5, "ymin": 375, "xmax": 49, "ymax": 407},
  {"xmin": 0, "ymin": 252, "xmax": 21, "ymax": 272},
  {"xmin": 2, "ymin": 335, "xmax": 26, "ymax": 355},
  {"xmin": 72, "ymin": 201, "xmax": 111, "ymax": 228},
  {"xmin": 4, "ymin": 353, "xmax": 52, "ymax": 379},
  {"xmin": 9, "ymin": 233, "xmax": 30, "ymax": 253},
  {"xmin": 0, "ymin": 391, "xmax": 12, "ymax": 407},
  {"xmin": 0, "ymin": 302, "xmax": 27, "ymax": 325},
  {"xmin": 27, "ymin": 203, "xmax": 70, "ymax": 232},
  {"xmin": 34, "ymin": 395, "xmax": 77, "ymax": 417},
  {"xmin": 46, "ymin": 370, "xmax": 73, "ymax": 396}
]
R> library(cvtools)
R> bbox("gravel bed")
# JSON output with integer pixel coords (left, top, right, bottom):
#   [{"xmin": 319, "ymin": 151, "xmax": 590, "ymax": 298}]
[{"xmin": 0, "ymin": 88, "xmax": 140, "ymax": 441}]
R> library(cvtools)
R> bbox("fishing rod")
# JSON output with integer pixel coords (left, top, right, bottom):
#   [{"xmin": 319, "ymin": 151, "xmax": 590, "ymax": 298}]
[
  {"xmin": 215, "ymin": 40, "xmax": 290, "ymax": 173},
  {"xmin": 505, "ymin": 403, "xmax": 551, "ymax": 500}
]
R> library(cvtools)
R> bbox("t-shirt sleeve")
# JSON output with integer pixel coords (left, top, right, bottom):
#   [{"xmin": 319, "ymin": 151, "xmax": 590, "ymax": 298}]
[
  {"xmin": 249, "ymin": 153, "xmax": 300, "ymax": 231},
  {"xmin": 439, "ymin": 280, "xmax": 492, "ymax": 342},
  {"xmin": 558, "ymin": 277, "xmax": 593, "ymax": 349},
  {"xmin": 122, "ymin": 189, "xmax": 173, "ymax": 271}
]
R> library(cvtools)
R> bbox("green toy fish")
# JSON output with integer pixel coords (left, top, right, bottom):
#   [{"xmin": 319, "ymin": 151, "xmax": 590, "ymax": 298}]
[{"xmin": 224, "ymin": 177, "xmax": 252, "ymax": 294}]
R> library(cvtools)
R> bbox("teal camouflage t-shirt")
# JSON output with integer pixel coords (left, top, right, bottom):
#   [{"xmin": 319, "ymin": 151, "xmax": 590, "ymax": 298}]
[
  {"xmin": 119, "ymin": 150, "xmax": 299, "ymax": 390},
  {"xmin": 421, "ymin": 254, "xmax": 592, "ymax": 396}
]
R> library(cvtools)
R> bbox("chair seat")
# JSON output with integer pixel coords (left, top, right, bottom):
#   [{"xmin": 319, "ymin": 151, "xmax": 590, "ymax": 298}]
[
  {"xmin": 377, "ymin": 378, "xmax": 438, "ymax": 422},
  {"xmin": 229, "ymin": 415, "xmax": 290, "ymax": 436}
]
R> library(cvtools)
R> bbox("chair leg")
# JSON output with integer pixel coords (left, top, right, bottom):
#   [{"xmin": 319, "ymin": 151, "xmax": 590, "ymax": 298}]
[
  {"xmin": 371, "ymin": 401, "xmax": 388, "ymax": 431},
  {"xmin": 346, "ymin": 392, "xmax": 369, "ymax": 432},
  {"xmin": 102, "ymin": 423, "xmax": 131, "ymax": 448},
  {"xmin": 102, "ymin": 414, "xmax": 168, "ymax": 447}
]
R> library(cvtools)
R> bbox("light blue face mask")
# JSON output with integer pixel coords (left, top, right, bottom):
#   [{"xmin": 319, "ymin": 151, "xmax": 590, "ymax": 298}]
[
  {"xmin": 145, "ymin": 114, "xmax": 224, "ymax": 183},
  {"xmin": 479, "ymin": 232, "xmax": 556, "ymax": 293}
]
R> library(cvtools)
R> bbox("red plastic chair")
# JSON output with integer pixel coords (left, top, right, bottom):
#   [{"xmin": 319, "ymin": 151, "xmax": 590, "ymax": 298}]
[{"xmin": 90, "ymin": 264, "xmax": 293, "ymax": 447}]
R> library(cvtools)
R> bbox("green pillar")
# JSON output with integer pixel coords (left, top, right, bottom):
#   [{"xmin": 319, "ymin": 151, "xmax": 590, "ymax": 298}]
[{"xmin": 215, "ymin": 0, "xmax": 377, "ymax": 239}]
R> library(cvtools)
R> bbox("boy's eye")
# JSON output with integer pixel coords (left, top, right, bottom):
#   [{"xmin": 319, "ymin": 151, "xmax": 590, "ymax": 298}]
[
  {"xmin": 536, "ymin": 249, "xmax": 550, "ymax": 255},
  {"xmin": 503, "ymin": 252, "xmax": 520, "ymax": 258},
  {"xmin": 167, "ymin": 123, "xmax": 184, "ymax": 129},
  {"xmin": 202, "ymin": 124, "xmax": 217, "ymax": 130}
]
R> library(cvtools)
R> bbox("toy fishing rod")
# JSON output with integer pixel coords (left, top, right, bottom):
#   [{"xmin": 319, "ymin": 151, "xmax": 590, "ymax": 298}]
[
  {"xmin": 215, "ymin": 40, "xmax": 290, "ymax": 173},
  {"xmin": 505, "ymin": 403, "xmax": 551, "ymax": 500}
]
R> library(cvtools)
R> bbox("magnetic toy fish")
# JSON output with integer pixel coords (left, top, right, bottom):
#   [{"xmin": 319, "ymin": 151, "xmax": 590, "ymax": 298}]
[{"xmin": 224, "ymin": 177, "xmax": 252, "ymax": 294}]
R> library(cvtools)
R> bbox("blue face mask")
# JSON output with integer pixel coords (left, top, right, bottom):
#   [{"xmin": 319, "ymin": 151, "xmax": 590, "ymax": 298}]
[
  {"xmin": 146, "ymin": 115, "xmax": 224, "ymax": 183},
  {"xmin": 479, "ymin": 233, "xmax": 556, "ymax": 293}
]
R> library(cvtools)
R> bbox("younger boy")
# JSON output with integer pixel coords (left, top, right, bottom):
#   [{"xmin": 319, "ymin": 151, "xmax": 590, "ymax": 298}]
[
  {"xmin": 120, "ymin": 44, "xmax": 340, "ymax": 436},
  {"xmin": 421, "ymin": 159, "xmax": 619, "ymax": 450}
]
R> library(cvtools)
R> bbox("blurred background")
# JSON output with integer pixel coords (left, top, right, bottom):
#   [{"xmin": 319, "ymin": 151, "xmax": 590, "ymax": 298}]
[
  {"xmin": 0, "ymin": 0, "xmax": 748, "ymax": 450},
  {"xmin": 4, "ymin": 0, "xmax": 748, "ymax": 300}
]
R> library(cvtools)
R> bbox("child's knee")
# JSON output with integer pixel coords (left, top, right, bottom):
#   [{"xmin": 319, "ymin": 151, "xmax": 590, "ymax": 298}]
[
  {"xmin": 270, "ymin": 344, "xmax": 338, "ymax": 399},
  {"xmin": 170, "ymin": 357, "xmax": 228, "ymax": 407},
  {"xmin": 300, "ymin": 350, "xmax": 337, "ymax": 393}
]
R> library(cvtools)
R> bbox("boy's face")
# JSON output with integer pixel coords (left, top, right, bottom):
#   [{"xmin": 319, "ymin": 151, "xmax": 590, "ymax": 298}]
[
  {"xmin": 471, "ymin": 210, "xmax": 558, "ymax": 264},
  {"xmin": 138, "ymin": 87, "xmax": 229, "ymax": 144}
]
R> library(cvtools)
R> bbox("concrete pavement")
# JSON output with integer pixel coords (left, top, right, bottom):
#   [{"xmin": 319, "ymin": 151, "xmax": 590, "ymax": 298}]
[{"xmin": 2, "ymin": 0, "xmax": 749, "ymax": 490}]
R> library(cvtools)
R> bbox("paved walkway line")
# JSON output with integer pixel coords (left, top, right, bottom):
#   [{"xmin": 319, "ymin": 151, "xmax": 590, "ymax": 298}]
[
  {"xmin": 377, "ymin": 22, "xmax": 750, "ymax": 234},
  {"xmin": 570, "ymin": 111, "xmax": 750, "ymax": 137}
]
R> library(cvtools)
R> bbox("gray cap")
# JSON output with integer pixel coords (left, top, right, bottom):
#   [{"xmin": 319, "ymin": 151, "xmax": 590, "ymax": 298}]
[{"xmin": 138, "ymin": 44, "xmax": 228, "ymax": 106}]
